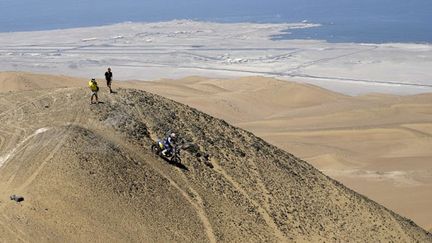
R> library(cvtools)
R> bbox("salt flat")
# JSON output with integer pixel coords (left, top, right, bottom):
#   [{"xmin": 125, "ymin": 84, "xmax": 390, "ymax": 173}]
[{"xmin": 1, "ymin": 20, "xmax": 431, "ymax": 95}]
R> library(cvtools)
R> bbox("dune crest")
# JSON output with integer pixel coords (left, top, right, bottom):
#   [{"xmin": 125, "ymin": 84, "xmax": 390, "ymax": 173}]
[
  {"xmin": 120, "ymin": 75, "xmax": 432, "ymax": 229},
  {"xmin": 0, "ymin": 83, "xmax": 430, "ymax": 241},
  {"xmin": 0, "ymin": 72, "xmax": 83, "ymax": 92}
]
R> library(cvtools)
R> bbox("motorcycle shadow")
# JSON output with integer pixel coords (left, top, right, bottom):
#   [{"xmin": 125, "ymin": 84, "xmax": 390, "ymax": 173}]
[{"xmin": 162, "ymin": 157, "xmax": 189, "ymax": 171}]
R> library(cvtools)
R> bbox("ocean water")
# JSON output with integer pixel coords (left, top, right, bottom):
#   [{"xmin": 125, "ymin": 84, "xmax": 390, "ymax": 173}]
[{"xmin": 0, "ymin": 0, "xmax": 431, "ymax": 43}]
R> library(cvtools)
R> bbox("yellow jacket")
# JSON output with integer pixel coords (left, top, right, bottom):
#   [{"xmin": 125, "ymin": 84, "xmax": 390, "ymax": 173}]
[{"xmin": 88, "ymin": 80, "xmax": 98, "ymax": 92}]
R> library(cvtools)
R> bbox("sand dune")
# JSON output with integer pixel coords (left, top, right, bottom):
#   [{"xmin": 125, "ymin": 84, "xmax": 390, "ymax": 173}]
[
  {"xmin": 124, "ymin": 76, "xmax": 348, "ymax": 123},
  {"xmin": 0, "ymin": 84, "xmax": 430, "ymax": 241},
  {"xmin": 1, "ymin": 72, "xmax": 431, "ymax": 239},
  {"xmin": 0, "ymin": 72, "xmax": 83, "ymax": 92},
  {"xmin": 119, "ymin": 76, "xmax": 432, "ymax": 230}
]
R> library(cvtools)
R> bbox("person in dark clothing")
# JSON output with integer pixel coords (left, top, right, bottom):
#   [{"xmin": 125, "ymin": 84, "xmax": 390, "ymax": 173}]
[
  {"xmin": 105, "ymin": 67, "xmax": 113, "ymax": 93},
  {"xmin": 162, "ymin": 132, "xmax": 177, "ymax": 156}
]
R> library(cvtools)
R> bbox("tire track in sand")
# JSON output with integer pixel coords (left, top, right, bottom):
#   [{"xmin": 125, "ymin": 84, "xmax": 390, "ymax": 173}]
[
  {"xmin": 17, "ymin": 128, "xmax": 69, "ymax": 191},
  {"xmin": 0, "ymin": 89, "xmax": 65, "ymax": 169},
  {"xmin": 16, "ymin": 91, "xmax": 83, "ymax": 191},
  {"xmin": 175, "ymin": 169, "xmax": 218, "ymax": 243},
  {"xmin": 0, "ymin": 128, "xmax": 50, "ymax": 169},
  {"xmin": 93, "ymin": 127, "xmax": 217, "ymax": 243},
  {"xmin": 130, "ymin": 149, "xmax": 217, "ymax": 243},
  {"xmin": 104, "ymin": 90, "xmax": 218, "ymax": 243},
  {"xmin": 211, "ymin": 159, "xmax": 287, "ymax": 242}
]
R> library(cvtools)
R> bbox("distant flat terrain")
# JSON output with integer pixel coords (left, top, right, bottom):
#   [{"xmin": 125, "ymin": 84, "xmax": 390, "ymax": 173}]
[{"xmin": 1, "ymin": 21, "xmax": 431, "ymax": 95}]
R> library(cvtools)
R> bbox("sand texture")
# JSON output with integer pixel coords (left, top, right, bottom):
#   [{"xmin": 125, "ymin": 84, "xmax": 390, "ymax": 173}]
[
  {"xmin": 0, "ymin": 73, "xmax": 431, "ymax": 241},
  {"xmin": 121, "ymin": 76, "xmax": 432, "ymax": 231}
]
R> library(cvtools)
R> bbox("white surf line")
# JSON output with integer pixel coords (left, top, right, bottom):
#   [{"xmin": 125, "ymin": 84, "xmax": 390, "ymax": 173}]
[{"xmin": 0, "ymin": 128, "xmax": 50, "ymax": 168}]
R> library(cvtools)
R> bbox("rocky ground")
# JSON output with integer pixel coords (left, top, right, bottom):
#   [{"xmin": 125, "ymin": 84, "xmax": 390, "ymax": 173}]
[{"xmin": 0, "ymin": 87, "xmax": 431, "ymax": 242}]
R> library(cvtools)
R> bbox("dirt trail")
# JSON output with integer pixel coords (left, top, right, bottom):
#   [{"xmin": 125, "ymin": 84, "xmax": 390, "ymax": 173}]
[
  {"xmin": 122, "ymin": 76, "xmax": 432, "ymax": 229},
  {"xmin": 102, "ymin": 87, "xmax": 218, "ymax": 242},
  {"xmin": 0, "ymin": 87, "xmax": 430, "ymax": 242},
  {"xmin": 211, "ymin": 158, "xmax": 287, "ymax": 241}
]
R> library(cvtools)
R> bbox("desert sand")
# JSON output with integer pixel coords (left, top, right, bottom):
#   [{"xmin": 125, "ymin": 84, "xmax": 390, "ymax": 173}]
[
  {"xmin": 0, "ymin": 72, "xmax": 431, "ymax": 241},
  {"xmin": 0, "ymin": 72, "xmax": 83, "ymax": 92},
  {"xmin": 118, "ymin": 76, "xmax": 432, "ymax": 231}
]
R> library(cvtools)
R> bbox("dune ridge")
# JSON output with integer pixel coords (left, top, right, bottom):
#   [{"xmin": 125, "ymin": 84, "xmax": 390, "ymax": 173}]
[
  {"xmin": 0, "ymin": 72, "xmax": 431, "ymax": 241},
  {"xmin": 120, "ymin": 75, "xmax": 432, "ymax": 229},
  {"xmin": 0, "ymin": 72, "xmax": 83, "ymax": 92},
  {"xmin": 0, "ymin": 85, "xmax": 430, "ymax": 241}
]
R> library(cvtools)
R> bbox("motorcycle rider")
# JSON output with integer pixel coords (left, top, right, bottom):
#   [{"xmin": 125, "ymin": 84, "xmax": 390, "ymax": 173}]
[{"xmin": 162, "ymin": 132, "xmax": 177, "ymax": 156}]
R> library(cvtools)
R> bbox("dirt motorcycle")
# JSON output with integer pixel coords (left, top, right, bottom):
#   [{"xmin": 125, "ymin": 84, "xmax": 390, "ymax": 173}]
[{"xmin": 151, "ymin": 140, "xmax": 181, "ymax": 164}]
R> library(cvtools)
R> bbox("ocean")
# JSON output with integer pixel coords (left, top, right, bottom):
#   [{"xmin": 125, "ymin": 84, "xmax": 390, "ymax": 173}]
[{"xmin": 1, "ymin": 0, "xmax": 431, "ymax": 43}]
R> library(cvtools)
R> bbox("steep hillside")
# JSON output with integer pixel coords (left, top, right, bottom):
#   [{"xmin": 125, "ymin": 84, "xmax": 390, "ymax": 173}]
[
  {"xmin": 121, "ymin": 75, "xmax": 432, "ymax": 229},
  {"xmin": 0, "ymin": 87, "xmax": 430, "ymax": 242}
]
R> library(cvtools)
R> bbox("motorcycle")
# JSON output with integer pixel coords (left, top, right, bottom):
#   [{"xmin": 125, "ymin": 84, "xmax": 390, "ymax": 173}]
[{"xmin": 151, "ymin": 140, "xmax": 181, "ymax": 164}]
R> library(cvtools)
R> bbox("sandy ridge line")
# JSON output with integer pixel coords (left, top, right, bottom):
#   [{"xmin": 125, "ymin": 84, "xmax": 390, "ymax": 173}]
[
  {"xmin": 252, "ymin": 122, "xmax": 432, "ymax": 136},
  {"xmin": 126, "ymin": 89, "xmax": 285, "ymax": 240},
  {"xmin": 398, "ymin": 126, "xmax": 432, "ymax": 138},
  {"xmin": 104, "ymin": 136, "xmax": 218, "ymax": 243},
  {"xmin": 102, "ymin": 94, "xmax": 217, "ymax": 243}
]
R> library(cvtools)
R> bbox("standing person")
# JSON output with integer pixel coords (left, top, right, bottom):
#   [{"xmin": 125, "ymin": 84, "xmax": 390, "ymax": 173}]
[
  {"xmin": 88, "ymin": 78, "xmax": 99, "ymax": 104},
  {"xmin": 105, "ymin": 67, "xmax": 113, "ymax": 93}
]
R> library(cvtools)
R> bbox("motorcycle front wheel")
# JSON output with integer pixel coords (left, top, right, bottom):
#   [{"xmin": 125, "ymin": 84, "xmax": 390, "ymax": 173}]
[{"xmin": 151, "ymin": 144, "xmax": 160, "ymax": 155}]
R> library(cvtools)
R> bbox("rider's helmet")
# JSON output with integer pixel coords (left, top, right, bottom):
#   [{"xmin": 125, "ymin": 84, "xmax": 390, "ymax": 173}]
[{"xmin": 170, "ymin": 132, "xmax": 176, "ymax": 138}]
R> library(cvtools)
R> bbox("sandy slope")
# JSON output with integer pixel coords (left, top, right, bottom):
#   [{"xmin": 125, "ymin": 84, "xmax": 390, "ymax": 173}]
[
  {"xmin": 119, "ymin": 76, "xmax": 432, "ymax": 230},
  {"xmin": 0, "ymin": 72, "xmax": 83, "ymax": 92},
  {"xmin": 0, "ymin": 85, "xmax": 430, "ymax": 242},
  {"xmin": 1, "ymin": 72, "xmax": 431, "ymax": 235}
]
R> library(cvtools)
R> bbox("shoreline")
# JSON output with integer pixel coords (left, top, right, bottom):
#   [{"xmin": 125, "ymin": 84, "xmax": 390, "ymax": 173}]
[
  {"xmin": 2, "ymin": 19, "xmax": 432, "ymax": 45},
  {"xmin": 0, "ymin": 20, "xmax": 431, "ymax": 95}
]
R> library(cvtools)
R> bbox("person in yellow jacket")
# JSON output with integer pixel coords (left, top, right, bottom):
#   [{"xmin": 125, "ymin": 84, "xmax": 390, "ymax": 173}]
[{"xmin": 88, "ymin": 78, "xmax": 99, "ymax": 104}]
